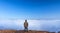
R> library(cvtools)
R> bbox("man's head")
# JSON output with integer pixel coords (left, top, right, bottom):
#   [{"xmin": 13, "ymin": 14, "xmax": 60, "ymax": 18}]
[{"xmin": 25, "ymin": 20, "xmax": 27, "ymax": 22}]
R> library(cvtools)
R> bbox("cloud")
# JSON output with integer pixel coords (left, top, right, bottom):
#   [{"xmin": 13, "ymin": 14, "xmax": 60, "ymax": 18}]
[
  {"xmin": 0, "ymin": 19, "xmax": 60, "ymax": 31},
  {"xmin": 28, "ymin": 19, "xmax": 60, "ymax": 32}
]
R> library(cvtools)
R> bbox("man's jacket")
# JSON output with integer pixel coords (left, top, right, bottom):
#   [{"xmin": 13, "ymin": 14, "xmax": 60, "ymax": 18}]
[{"xmin": 24, "ymin": 22, "xmax": 28, "ymax": 27}]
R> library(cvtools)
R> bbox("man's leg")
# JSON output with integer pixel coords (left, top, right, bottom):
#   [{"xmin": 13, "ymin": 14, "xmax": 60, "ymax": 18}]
[
  {"xmin": 24, "ymin": 27, "xmax": 27, "ymax": 32},
  {"xmin": 24, "ymin": 27, "xmax": 28, "ymax": 32},
  {"xmin": 26, "ymin": 27, "xmax": 28, "ymax": 32}
]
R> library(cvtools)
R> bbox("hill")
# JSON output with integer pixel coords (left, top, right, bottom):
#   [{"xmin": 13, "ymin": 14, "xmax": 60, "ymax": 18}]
[{"xmin": 0, "ymin": 30, "xmax": 55, "ymax": 33}]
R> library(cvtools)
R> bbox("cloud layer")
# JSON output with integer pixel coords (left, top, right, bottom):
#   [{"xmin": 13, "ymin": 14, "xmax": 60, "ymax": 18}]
[{"xmin": 0, "ymin": 19, "xmax": 60, "ymax": 32}]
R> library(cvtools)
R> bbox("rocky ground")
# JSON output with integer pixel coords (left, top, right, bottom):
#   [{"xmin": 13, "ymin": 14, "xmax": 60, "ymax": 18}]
[{"xmin": 0, "ymin": 30, "xmax": 55, "ymax": 33}]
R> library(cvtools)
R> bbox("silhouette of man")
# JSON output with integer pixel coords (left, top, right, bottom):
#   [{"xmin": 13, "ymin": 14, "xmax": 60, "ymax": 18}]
[{"xmin": 24, "ymin": 20, "xmax": 28, "ymax": 32}]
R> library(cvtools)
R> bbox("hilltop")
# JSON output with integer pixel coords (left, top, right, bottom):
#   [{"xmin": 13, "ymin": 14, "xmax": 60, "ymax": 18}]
[{"xmin": 0, "ymin": 30, "xmax": 56, "ymax": 33}]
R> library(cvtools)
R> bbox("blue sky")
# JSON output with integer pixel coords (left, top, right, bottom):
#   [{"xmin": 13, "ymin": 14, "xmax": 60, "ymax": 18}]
[
  {"xmin": 0, "ymin": 0, "xmax": 60, "ymax": 19},
  {"xmin": 0, "ymin": 0, "xmax": 60, "ymax": 32}
]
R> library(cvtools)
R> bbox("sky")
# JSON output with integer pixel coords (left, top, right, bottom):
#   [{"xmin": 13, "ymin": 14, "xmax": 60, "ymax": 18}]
[
  {"xmin": 0, "ymin": 0, "xmax": 60, "ymax": 32},
  {"xmin": 0, "ymin": 0, "xmax": 60, "ymax": 19}
]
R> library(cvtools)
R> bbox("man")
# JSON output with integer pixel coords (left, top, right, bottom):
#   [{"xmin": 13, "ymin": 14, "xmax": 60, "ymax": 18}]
[{"xmin": 24, "ymin": 20, "xmax": 28, "ymax": 32}]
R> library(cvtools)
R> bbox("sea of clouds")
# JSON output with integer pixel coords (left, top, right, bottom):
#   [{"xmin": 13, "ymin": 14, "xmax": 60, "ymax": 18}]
[{"xmin": 0, "ymin": 19, "xmax": 60, "ymax": 32}]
